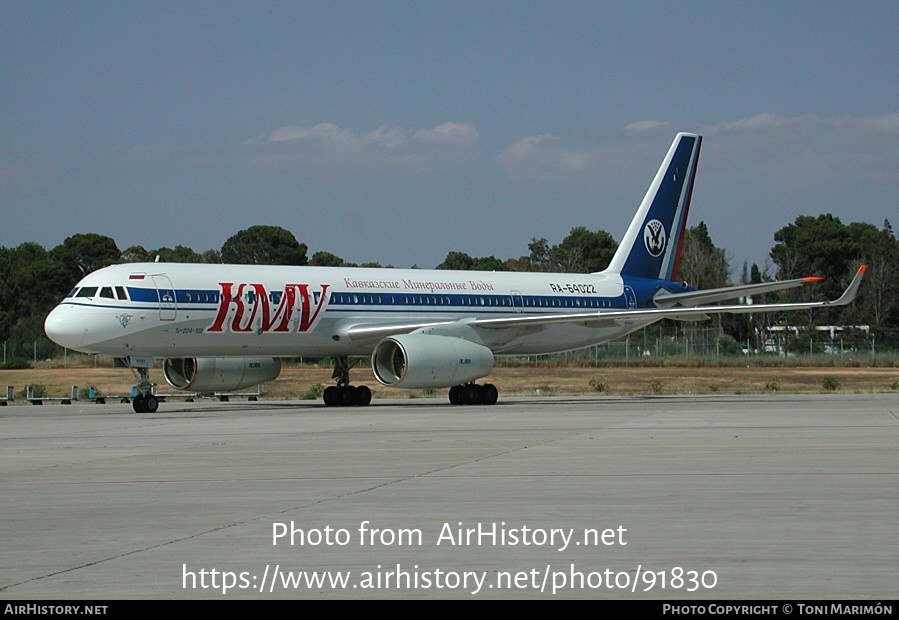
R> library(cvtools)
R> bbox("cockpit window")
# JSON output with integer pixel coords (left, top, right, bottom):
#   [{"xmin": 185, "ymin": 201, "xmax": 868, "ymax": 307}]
[
  {"xmin": 76, "ymin": 287, "xmax": 98, "ymax": 298},
  {"xmin": 67, "ymin": 288, "xmax": 80, "ymax": 298},
  {"xmin": 99, "ymin": 287, "xmax": 115, "ymax": 299},
  {"xmin": 115, "ymin": 286, "xmax": 128, "ymax": 300}
]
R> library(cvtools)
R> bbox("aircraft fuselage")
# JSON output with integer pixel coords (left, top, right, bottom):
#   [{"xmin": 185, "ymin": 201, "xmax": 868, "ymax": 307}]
[{"xmin": 45, "ymin": 263, "xmax": 676, "ymax": 359}]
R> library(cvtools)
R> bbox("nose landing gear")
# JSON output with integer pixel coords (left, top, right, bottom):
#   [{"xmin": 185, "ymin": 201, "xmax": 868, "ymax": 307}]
[{"xmin": 128, "ymin": 364, "xmax": 158, "ymax": 413}]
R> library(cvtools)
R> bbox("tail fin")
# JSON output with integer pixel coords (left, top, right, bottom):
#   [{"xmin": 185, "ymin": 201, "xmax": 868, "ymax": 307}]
[{"xmin": 602, "ymin": 132, "xmax": 702, "ymax": 281}]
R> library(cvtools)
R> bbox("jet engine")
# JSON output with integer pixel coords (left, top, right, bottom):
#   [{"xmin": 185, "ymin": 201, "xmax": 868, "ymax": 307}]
[
  {"xmin": 162, "ymin": 357, "xmax": 282, "ymax": 392},
  {"xmin": 371, "ymin": 334, "xmax": 494, "ymax": 389}
]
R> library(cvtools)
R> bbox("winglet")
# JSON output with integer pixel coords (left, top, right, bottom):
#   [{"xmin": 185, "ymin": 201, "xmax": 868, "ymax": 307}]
[
  {"xmin": 830, "ymin": 265, "xmax": 867, "ymax": 306},
  {"xmin": 802, "ymin": 276, "xmax": 824, "ymax": 283}
]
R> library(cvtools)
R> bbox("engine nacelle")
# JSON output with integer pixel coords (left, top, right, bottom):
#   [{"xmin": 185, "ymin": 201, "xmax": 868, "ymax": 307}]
[
  {"xmin": 372, "ymin": 334, "xmax": 494, "ymax": 389},
  {"xmin": 162, "ymin": 357, "xmax": 282, "ymax": 392}
]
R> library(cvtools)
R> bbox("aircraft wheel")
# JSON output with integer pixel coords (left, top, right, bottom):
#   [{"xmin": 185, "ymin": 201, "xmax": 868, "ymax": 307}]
[
  {"xmin": 467, "ymin": 384, "xmax": 484, "ymax": 405},
  {"xmin": 355, "ymin": 385, "xmax": 372, "ymax": 406},
  {"xmin": 339, "ymin": 385, "xmax": 357, "ymax": 407},
  {"xmin": 132, "ymin": 394, "xmax": 145, "ymax": 413},
  {"xmin": 323, "ymin": 386, "xmax": 338, "ymax": 406},
  {"xmin": 482, "ymin": 383, "xmax": 498, "ymax": 405},
  {"xmin": 449, "ymin": 385, "xmax": 463, "ymax": 405},
  {"xmin": 144, "ymin": 395, "xmax": 159, "ymax": 413}
]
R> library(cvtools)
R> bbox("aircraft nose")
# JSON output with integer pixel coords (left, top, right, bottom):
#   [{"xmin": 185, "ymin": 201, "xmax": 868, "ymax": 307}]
[{"xmin": 44, "ymin": 304, "xmax": 87, "ymax": 350}]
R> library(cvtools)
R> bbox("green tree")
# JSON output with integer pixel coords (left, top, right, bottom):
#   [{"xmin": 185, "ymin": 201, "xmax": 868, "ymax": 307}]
[
  {"xmin": 436, "ymin": 251, "xmax": 476, "ymax": 271},
  {"xmin": 154, "ymin": 245, "xmax": 206, "ymax": 263},
  {"xmin": 679, "ymin": 222, "xmax": 730, "ymax": 290},
  {"xmin": 519, "ymin": 228, "xmax": 618, "ymax": 273},
  {"xmin": 436, "ymin": 252, "xmax": 507, "ymax": 271},
  {"xmin": 200, "ymin": 249, "xmax": 222, "ymax": 263},
  {"xmin": 470, "ymin": 256, "xmax": 507, "ymax": 271},
  {"xmin": 220, "ymin": 225, "xmax": 308, "ymax": 265},
  {"xmin": 0, "ymin": 243, "xmax": 71, "ymax": 358},
  {"xmin": 310, "ymin": 251, "xmax": 357, "ymax": 267},
  {"xmin": 120, "ymin": 245, "xmax": 152, "ymax": 263},
  {"xmin": 769, "ymin": 213, "xmax": 899, "ymax": 344},
  {"xmin": 525, "ymin": 238, "xmax": 552, "ymax": 272},
  {"xmin": 855, "ymin": 220, "xmax": 899, "ymax": 343},
  {"xmin": 770, "ymin": 214, "xmax": 852, "ymax": 301},
  {"xmin": 49, "ymin": 233, "xmax": 121, "ymax": 280},
  {"xmin": 552, "ymin": 226, "xmax": 618, "ymax": 273}
]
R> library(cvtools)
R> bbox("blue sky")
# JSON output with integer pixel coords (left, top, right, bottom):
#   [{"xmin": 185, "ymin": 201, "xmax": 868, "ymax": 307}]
[{"xmin": 2, "ymin": 1, "xmax": 897, "ymax": 275}]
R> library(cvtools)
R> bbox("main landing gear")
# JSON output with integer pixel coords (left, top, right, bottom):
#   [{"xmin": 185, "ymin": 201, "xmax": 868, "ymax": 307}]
[
  {"xmin": 323, "ymin": 356, "xmax": 372, "ymax": 407},
  {"xmin": 131, "ymin": 367, "xmax": 159, "ymax": 413},
  {"xmin": 321, "ymin": 357, "xmax": 499, "ymax": 407},
  {"xmin": 449, "ymin": 383, "xmax": 498, "ymax": 406}
]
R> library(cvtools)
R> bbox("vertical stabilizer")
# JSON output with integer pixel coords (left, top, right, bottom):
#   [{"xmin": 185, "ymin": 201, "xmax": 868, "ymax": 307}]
[{"xmin": 602, "ymin": 133, "xmax": 702, "ymax": 281}]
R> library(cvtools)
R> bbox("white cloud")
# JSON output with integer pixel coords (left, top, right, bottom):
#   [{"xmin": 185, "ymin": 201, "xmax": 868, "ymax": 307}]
[
  {"xmin": 705, "ymin": 113, "xmax": 799, "ymax": 132},
  {"xmin": 703, "ymin": 111, "xmax": 899, "ymax": 135},
  {"xmin": 243, "ymin": 121, "xmax": 479, "ymax": 171},
  {"xmin": 510, "ymin": 112, "xmax": 899, "ymax": 181},
  {"xmin": 625, "ymin": 120, "xmax": 671, "ymax": 132},
  {"xmin": 845, "ymin": 112, "xmax": 899, "ymax": 133},
  {"xmin": 496, "ymin": 134, "xmax": 594, "ymax": 181},
  {"xmin": 255, "ymin": 122, "xmax": 376, "ymax": 151},
  {"xmin": 413, "ymin": 122, "xmax": 479, "ymax": 146}
]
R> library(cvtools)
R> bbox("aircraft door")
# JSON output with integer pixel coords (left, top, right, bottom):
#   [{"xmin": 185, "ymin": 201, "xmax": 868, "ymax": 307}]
[
  {"xmin": 510, "ymin": 290, "xmax": 523, "ymax": 313},
  {"xmin": 152, "ymin": 275, "xmax": 177, "ymax": 321},
  {"xmin": 623, "ymin": 285, "xmax": 637, "ymax": 309}
]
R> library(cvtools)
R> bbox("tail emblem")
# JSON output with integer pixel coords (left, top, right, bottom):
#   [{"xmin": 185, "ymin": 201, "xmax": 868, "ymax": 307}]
[{"xmin": 644, "ymin": 219, "xmax": 667, "ymax": 257}]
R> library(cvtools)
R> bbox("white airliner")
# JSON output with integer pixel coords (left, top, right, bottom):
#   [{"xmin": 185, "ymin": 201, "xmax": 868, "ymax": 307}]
[{"xmin": 44, "ymin": 133, "xmax": 866, "ymax": 412}]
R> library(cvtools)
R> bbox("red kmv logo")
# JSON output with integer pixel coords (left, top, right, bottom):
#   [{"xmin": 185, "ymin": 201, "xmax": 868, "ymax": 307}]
[{"xmin": 207, "ymin": 283, "xmax": 330, "ymax": 333}]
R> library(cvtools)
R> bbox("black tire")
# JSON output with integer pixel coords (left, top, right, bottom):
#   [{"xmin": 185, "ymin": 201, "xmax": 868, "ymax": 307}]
[
  {"xmin": 467, "ymin": 384, "xmax": 483, "ymax": 405},
  {"xmin": 323, "ymin": 386, "xmax": 338, "ymax": 406},
  {"xmin": 144, "ymin": 395, "xmax": 159, "ymax": 413},
  {"xmin": 482, "ymin": 383, "xmax": 498, "ymax": 405},
  {"xmin": 355, "ymin": 385, "xmax": 372, "ymax": 406},
  {"xmin": 449, "ymin": 385, "xmax": 462, "ymax": 405},
  {"xmin": 132, "ymin": 394, "xmax": 145, "ymax": 413},
  {"xmin": 339, "ymin": 385, "xmax": 357, "ymax": 407}
]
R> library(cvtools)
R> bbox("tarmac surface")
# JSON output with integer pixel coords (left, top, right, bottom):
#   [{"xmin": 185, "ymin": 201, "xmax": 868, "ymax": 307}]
[{"xmin": 1, "ymin": 393, "xmax": 897, "ymax": 600}]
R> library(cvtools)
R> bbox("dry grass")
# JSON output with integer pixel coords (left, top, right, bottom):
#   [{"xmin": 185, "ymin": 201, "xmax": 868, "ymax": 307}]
[{"xmin": 2, "ymin": 360, "xmax": 897, "ymax": 403}]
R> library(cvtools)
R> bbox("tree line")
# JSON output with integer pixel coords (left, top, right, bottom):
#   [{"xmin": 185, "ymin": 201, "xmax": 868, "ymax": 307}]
[{"xmin": 1, "ymin": 215, "xmax": 896, "ymax": 364}]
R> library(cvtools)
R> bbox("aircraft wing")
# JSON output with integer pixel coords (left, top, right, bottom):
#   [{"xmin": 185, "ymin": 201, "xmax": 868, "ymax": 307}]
[
  {"xmin": 345, "ymin": 319, "xmax": 461, "ymax": 342},
  {"xmin": 344, "ymin": 266, "xmax": 866, "ymax": 339},
  {"xmin": 471, "ymin": 265, "xmax": 866, "ymax": 330},
  {"xmin": 652, "ymin": 276, "xmax": 824, "ymax": 307}
]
